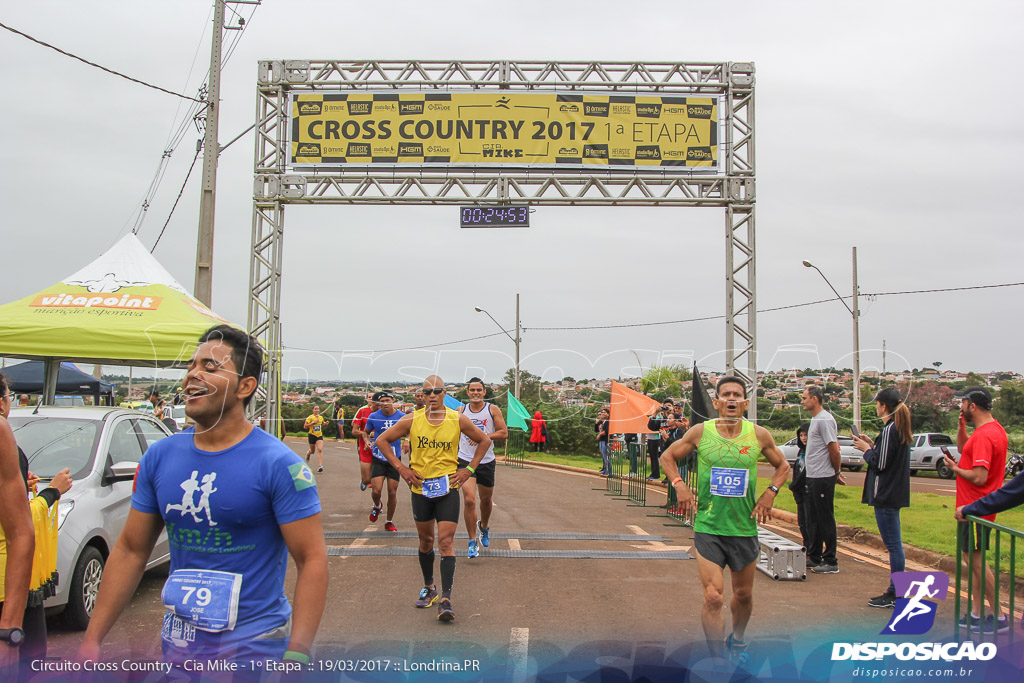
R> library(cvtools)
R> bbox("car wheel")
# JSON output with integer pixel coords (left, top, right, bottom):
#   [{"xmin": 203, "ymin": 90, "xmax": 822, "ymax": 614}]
[
  {"xmin": 850, "ymin": 465, "xmax": 863, "ymax": 472},
  {"xmin": 64, "ymin": 546, "xmax": 104, "ymax": 630},
  {"xmin": 936, "ymin": 461, "xmax": 955, "ymax": 479},
  {"xmin": 910, "ymin": 469, "xmax": 918, "ymax": 476}
]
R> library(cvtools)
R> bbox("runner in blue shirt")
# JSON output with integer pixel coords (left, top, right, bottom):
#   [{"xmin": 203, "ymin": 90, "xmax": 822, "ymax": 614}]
[
  {"xmin": 80, "ymin": 325, "xmax": 328, "ymax": 670},
  {"xmin": 364, "ymin": 391, "xmax": 407, "ymax": 531}
]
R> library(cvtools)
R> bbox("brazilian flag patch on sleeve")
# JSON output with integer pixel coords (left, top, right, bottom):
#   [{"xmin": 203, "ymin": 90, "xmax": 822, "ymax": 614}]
[{"xmin": 288, "ymin": 462, "xmax": 317, "ymax": 491}]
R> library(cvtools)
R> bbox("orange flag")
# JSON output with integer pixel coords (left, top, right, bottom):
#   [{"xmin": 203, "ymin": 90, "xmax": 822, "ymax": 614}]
[{"xmin": 609, "ymin": 380, "xmax": 662, "ymax": 435}]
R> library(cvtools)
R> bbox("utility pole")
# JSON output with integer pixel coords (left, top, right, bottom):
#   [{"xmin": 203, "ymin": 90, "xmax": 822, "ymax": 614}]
[
  {"xmin": 193, "ymin": 0, "xmax": 225, "ymax": 306},
  {"xmin": 515, "ymin": 293, "xmax": 521, "ymax": 400},
  {"xmin": 852, "ymin": 246, "xmax": 861, "ymax": 434}
]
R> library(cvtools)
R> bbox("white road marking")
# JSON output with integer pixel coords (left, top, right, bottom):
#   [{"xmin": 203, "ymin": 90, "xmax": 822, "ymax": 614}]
[
  {"xmin": 336, "ymin": 525, "xmax": 381, "ymax": 559},
  {"xmin": 626, "ymin": 524, "xmax": 687, "ymax": 551},
  {"xmin": 508, "ymin": 627, "xmax": 530, "ymax": 683},
  {"xmin": 508, "ymin": 538, "xmax": 521, "ymax": 551}
]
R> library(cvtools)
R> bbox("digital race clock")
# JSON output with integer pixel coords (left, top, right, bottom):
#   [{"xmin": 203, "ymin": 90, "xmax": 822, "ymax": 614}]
[{"xmin": 459, "ymin": 206, "xmax": 530, "ymax": 228}]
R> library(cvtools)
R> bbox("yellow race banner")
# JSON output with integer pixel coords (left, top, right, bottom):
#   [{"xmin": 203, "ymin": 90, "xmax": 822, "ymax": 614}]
[{"xmin": 289, "ymin": 91, "xmax": 718, "ymax": 170}]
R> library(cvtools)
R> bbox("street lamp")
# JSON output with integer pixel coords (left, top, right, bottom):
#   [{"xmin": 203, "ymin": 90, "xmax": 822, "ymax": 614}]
[
  {"xmin": 475, "ymin": 294, "xmax": 521, "ymax": 399},
  {"xmin": 803, "ymin": 248, "xmax": 862, "ymax": 433}
]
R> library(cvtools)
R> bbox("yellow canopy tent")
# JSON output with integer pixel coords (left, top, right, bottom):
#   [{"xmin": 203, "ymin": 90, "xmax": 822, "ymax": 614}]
[{"xmin": 0, "ymin": 234, "xmax": 239, "ymax": 402}]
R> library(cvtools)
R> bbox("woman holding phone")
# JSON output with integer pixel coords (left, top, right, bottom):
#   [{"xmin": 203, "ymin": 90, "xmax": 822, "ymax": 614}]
[{"xmin": 853, "ymin": 387, "xmax": 912, "ymax": 609}]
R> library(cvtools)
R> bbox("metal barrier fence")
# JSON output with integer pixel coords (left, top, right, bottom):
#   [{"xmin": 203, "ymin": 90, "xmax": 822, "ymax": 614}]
[
  {"xmin": 623, "ymin": 442, "xmax": 649, "ymax": 506},
  {"xmin": 955, "ymin": 516, "xmax": 1022, "ymax": 641},
  {"xmin": 605, "ymin": 439, "xmax": 625, "ymax": 495},
  {"xmin": 504, "ymin": 430, "xmax": 526, "ymax": 468},
  {"xmin": 665, "ymin": 453, "xmax": 698, "ymax": 526}
]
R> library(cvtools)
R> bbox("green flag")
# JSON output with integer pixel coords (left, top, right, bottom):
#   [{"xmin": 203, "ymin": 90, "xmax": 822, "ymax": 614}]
[{"xmin": 507, "ymin": 393, "xmax": 531, "ymax": 432}]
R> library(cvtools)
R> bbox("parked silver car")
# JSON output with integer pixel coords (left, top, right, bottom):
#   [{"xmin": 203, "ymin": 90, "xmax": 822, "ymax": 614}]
[
  {"xmin": 9, "ymin": 406, "xmax": 171, "ymax": 629},
  {"xmin": 777, "ymin": 434, "xmax": 865, "ymax": 471},
  {"xmin": 909, "ymin": 432, "xmax": 960, "ymax": 479}
]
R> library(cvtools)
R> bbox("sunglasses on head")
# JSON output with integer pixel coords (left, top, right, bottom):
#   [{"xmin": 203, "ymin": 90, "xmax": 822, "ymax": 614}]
[{"xmin": 422, "ymin": 388, "xmax": 444, "ymax": 395}]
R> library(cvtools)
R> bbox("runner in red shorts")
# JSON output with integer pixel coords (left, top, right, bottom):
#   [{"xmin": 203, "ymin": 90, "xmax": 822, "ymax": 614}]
[{"xmin": 350, "ymin": 392, "xmax": 378, "ymax": 491}]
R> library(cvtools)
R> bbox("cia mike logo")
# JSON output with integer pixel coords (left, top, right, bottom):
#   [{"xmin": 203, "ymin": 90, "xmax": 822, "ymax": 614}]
[{"xmin": 884, "ymin": 571, "xmax": 948, "ymax": 635}]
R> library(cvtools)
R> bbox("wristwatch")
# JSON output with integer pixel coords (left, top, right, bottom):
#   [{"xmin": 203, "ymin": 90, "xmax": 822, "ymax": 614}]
[
  {"xmin": 0, "ymin": 627, "xmax": 25, "ymax": 647},
  {"xmin": 767, "ymin": 485, "xmax": 780, "ymax": 494}
]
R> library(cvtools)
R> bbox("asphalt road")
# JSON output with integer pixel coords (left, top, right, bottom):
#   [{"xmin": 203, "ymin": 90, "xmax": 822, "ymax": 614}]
[{"xmin": 42, "ymin": 438, "xmax": 993, "ymax": 678}]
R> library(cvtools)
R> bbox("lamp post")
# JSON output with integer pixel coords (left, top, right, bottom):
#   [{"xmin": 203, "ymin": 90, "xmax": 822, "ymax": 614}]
[
  {"xmin": 803, "ymin": 247, "xmax": 861, "ymax": 433},
  {"xmin": 475, "ymin": 293, "xmax": 521, "ymax": 399}
]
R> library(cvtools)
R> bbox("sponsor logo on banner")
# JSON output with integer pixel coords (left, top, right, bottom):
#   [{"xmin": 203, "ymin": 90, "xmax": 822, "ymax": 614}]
[
  {"xmin": 400, "ymin": 102, "xmax": 424, "ymax": 115},
  {"xmin": 687, "ymin": 147, "xmax": 713, "ymax": 161},
  {"xmin": 635, "ymin": 103, "xmax": 662, "ymax": 118},
  {"xmin": 298, "ymin": 101, "xmax": 322, "ymax": 115},
  {"xmin": 583, "ymin": 102, "xmax": 609, "ymax": 117},
  {"xmin": 558, "ymin": 147, "xmax": 580, "ymax": 156},
  {"xmin": 346, "ymin": 143, "xmax": 371, "ymax": 157},
  {"xmin": 583, "ymin": 144, "xmax": 609, "ymax": 159},
  {"xmin": 297, "ymin": 143, "xmax": 321, "ymax": 157},
  {"xmin": 347, "ymin": 101, "xmax": 372, "ymax": 115},
  {"xmin": 687, "ymin": 103, "xmax": 714, "ymax": 119},
  {"xmin": 558, "ymin": 104, "xmax": 579, "ymax": 112},
  {"xmin": 663, "ymin": 149, "xmax": 687, "ymax": 158},
  {"xmin": 31, "ymin": 292, "xmax": 163, "ymax": 311},
  {"xmin": 398, "ymin": 142, "xmax": 424, "ymax": 156},
  {"xmin": 831, "ymin": 571, "xmax": 997, "ymax": 663},
  {"xmin": 634, "ymin": 145, "xmax": 661, "ymax": 160}
]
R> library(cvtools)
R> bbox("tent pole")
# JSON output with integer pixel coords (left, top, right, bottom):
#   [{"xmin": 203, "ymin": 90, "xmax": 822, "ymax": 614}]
[{"xmin": 43, "ymin": 360, "xmax": 60, "ymax": 405}]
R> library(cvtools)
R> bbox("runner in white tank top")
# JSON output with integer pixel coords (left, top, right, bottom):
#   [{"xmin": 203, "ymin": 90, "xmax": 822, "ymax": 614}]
[{"xmin": 457, "ymin": 378, "xmax": 508, "ymax": 557}]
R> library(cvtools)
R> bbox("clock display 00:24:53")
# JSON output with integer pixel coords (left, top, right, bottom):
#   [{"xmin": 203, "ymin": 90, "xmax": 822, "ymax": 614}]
[{"xmin": 459, "ymin": 207, "xmax": 530, "ymax": 228}]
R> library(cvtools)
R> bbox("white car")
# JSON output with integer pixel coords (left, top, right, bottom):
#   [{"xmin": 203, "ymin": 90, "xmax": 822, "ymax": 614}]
[
  {"xmin": 909, "ymin": 432, "xmax": 960, "ymax": 479},
  {"xmin": 777, "ymin": 434, "xmax": 865, "ymax": 471},
  {"xmin": 9, "ymin": 406, "xmax": 171, "ymax": 629}
]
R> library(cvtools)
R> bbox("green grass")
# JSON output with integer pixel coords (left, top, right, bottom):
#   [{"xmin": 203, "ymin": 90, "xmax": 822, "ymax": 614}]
[
  {"xmin": 519, "ymin": 452, "xmax": 604, "ymax": 470},
  {"xmin": 759, "ymin": 477, "xmax": 1024, "ymax": 578}
]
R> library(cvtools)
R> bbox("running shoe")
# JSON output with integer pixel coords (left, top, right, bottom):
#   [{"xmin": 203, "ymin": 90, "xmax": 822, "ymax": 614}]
[
  {"xmin": 725, "ymin": 633, "xmax": 749, "ymax": 668},
  {"xmin": 970, "ymin": 614, "xmax": 1010, "ymax": 634},
  {"xmin": 415, "ymin": 586, "xmax": 438, "ymax": 608},
  {"xmin": 467, "ymin": 539, "xmax": 479, "ymax": 558},
  {"xmin": 369, "ymin": 504, "xmax": 382, "ymax": 523},
  {"xmin": 958, "ymin": 613, "xmax": 981, "ymax": 629},
  {"xmin": 810, "ymin": 564, "xmax": 839, "ymax": 574},
  {"xmin": 478, "ymin": 521, "xmax": 490, "ymax": 548},
  {"xmin": 384, "ymin": 521, "xmax": 398, "ymax": 532},
  {"xmin": 360, "ymin": 481, "xmax": 367, "ymax": 491},
  {"xmin": 868, "ymin": 591, "xmax": 896, "ymax": 609},
  {"xmin": 437, "ymin": 598, "xmax": 455, "ymax": 621},
  {"xmin": 317, "ymin": 466, "xmax": 323, "ymax": 473}
]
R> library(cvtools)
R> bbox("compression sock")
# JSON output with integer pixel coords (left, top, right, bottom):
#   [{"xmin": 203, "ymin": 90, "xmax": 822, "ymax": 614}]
[
  {"xmin": 418, "ymin": 550, "xmax": 435, "ymax": 586},
  {"xmin": 440, "ymin": 556, "xmax": 456, "ymax": 599}
]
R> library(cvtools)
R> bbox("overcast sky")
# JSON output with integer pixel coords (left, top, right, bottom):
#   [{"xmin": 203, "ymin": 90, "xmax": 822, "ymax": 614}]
[{"xmin": 3, "ymin": 1, "xmax": 1022, "ymax": 385}]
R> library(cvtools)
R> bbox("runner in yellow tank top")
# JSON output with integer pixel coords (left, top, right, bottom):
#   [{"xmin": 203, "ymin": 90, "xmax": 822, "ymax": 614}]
[
  {"xmin": 375, "ymin": 375, "xmax": 491, "ymax": 622},
  {"xmin": 659, "ymin": 376, "xmax": 791, "ymax": 668}
]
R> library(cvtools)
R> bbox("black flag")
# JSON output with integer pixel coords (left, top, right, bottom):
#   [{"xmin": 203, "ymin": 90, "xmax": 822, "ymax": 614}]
[{"xmin": 689, "ymin": 364, "xmax": 718, "ymax": 426}]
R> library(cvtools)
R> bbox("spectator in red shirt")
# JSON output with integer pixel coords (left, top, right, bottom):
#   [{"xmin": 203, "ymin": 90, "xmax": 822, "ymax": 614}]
[{"xmin": 944, "ymin": 386, "xmax": 1008, "ymax": 634}]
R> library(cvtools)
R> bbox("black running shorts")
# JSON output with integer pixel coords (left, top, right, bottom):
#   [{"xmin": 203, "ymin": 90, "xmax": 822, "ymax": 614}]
[
  {"xmin": 370, "ymin": 459, "xmax": 401, "ymax": 481},
  {"xmin": 693, "ymin": 531, "xmax": 760, "ymax": 572},
  {"xmin": 456, "ymin": 460, "xmax": 496, "ymax": 488},
  {"xmin": 307, "ymin": 434, "xmax": 323, "ymax": 444},
  {"xmin": 411, "ymin": 489, "xmax": 460, "ymax": 524}
]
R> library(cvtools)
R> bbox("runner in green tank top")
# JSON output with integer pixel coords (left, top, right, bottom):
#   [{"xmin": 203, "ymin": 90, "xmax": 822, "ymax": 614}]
[{"xmin": 660, "ymin": 376, "xmax": 791, "ymax": 668}]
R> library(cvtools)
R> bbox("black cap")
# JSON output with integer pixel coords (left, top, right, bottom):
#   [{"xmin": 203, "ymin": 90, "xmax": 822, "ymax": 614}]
[
  {"xmin": 371, "ymin": 391, "xmax": 383, "ymax": 402},
  {"xmin": 954, "ymin": 386, "xmax": 992, "ymax": 410},
  {"xmin": 377, "ymin": 390, "xmax": 395, "ymax": 400},
  {"xmin": 873, "ymin": 386, "xmax": 903, "ymax": 405}
]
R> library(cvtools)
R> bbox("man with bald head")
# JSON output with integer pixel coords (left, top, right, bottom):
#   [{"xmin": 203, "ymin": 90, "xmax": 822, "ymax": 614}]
[{"xmin": 376, "ymin": 376, "xmax": 491, "ymax": 622}]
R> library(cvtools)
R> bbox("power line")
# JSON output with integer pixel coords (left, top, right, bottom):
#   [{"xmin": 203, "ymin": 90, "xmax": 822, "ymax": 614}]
[
  {"xmin": 283, "ymin": 331, "xmax": 511, "ymax": 355},
  {"xmin": 0, "ymin": 21, "xmax": 204, "ymax": 103},
  {"xmin": 150, "ymin": 145, "xmax": 202, "ymax": 253},
  {"xmin": 524, "ymin": 282, "xmax": 1024, "ymax": 331}
]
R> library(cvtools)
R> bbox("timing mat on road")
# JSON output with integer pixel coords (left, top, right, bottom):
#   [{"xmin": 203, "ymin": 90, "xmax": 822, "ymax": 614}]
[
  {"xmin": 326, "ymin": 547, "xmax": 691, "ymax": 559},
  {"xmin": 325, "ymin": 531, "xmax": 674, "ymax": 541}
]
